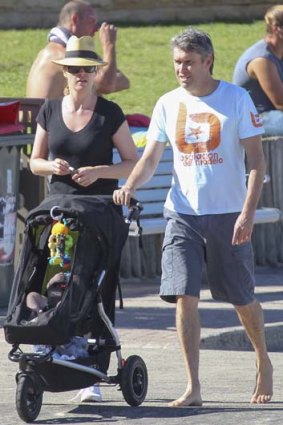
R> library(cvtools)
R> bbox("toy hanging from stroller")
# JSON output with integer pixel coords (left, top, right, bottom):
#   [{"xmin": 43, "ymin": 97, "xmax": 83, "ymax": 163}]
[{"xmin": 4, "ymin": 194, "xmax": 147, "ymax": 423}]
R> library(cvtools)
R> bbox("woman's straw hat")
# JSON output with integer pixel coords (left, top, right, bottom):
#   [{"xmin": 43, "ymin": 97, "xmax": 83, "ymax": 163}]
[{"xmin": 52, "ymin": 35, "xmax": 107, "ymax": 67}]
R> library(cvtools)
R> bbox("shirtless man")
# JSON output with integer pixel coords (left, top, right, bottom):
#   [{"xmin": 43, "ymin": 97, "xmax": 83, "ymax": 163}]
[
  {"xmin": 26, "ymin": 0, "xmax": 129, "ymax": 99},
  {"xmin": 113, "ymin": 27, "xmax": 273, "ymax": 406}
]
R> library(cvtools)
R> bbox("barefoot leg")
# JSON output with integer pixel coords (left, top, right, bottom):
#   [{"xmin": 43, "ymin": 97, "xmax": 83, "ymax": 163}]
[
  {"xmin": 250, "ymin": 358, "xmax": 273, "ymax": 404},
  {"xmin": 169, "ymin": 295, "xmax": 203, "ymax": 407},
  {"xmin": 235, "ymin": 300, "xmax": 273, "ymax": 403}
]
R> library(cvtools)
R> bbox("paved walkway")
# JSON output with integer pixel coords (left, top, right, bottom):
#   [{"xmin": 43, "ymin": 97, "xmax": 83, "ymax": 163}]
[{"xmin": 0, "ymin": 266, "xmax": 282, "ymax": 424}]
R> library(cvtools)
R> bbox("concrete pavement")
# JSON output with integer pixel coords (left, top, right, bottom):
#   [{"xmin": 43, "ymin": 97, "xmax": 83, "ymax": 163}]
[{"xmin": 0, "ymin": 265, "xmax": 282, "ymax": 424}]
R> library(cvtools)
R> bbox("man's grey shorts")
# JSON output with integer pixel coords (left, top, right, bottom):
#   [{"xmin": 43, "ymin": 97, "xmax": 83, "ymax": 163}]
[{"xmin": 160, "ymin": 208, "xmax": 255, "ymax": 305}]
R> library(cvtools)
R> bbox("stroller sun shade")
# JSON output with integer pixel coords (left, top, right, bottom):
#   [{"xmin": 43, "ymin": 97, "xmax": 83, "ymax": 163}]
[{"xmin": 27, "ymin": 195, "xmax": 129, "ymax": 266}]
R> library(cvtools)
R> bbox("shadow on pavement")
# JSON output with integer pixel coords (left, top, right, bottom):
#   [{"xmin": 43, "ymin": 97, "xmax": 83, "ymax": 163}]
[
  {"xmin": 116, "ymin": 305, "xmax": 283, "ymax": 330},
  {"xmin": 29, "ymin": 403, "xmax": 283, "ymax": 424}
]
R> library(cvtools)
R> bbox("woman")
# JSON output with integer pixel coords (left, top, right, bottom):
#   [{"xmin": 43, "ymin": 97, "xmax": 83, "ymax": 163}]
[
  {"xmin": 233, "ymin": 5, "xmax": 283, "ymax": 135},
  {"xmin": 30, "ymin": 35, "xmax": 138, "ymax": 402}
]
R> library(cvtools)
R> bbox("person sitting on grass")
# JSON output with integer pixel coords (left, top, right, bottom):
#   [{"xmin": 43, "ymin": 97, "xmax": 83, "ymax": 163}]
[
  {"xmin": 26, "ymin": 0, "xmax": 129, "ymax": 99},
  {"xmin": 233, "ymin": 4, "xmax": 283, "ymax": 135}
]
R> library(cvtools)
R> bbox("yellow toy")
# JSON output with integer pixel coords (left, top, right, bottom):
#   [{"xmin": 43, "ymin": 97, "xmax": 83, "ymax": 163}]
[{"xmin": 48, "ymin": 219, "xmax": 73, "ymax": 269}]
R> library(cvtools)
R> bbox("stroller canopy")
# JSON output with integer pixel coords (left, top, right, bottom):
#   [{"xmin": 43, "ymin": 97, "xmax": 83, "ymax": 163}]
[{"xmin": 27, "ymin": 194, "xmax": 129, "ymax": 267}]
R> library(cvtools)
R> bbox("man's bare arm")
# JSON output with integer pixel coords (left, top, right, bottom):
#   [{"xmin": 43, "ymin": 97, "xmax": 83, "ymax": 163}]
[
  {"xmin": 232, "ymin": 135, "xmax": 266, "ymax": 245},
  {"xmin": 248, "ymin": 57, "xmax": 283, "ymax": 110},
  {"xmin": 113, "ymin": 140, "xmax": 165, "ymax": 205},
  {"xmin": 95, "ymin": 22, "xmax": 130, "ymax": 94}
]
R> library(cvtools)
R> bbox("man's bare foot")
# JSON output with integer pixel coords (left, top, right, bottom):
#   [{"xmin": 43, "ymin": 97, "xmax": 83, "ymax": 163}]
[
  {"xmin": 168, "ymin": 388, "xmax": 202, "ymax": 407},
  {"xmin": 250, "ymin": 358, "xmax": 273, "ymax": 404}
]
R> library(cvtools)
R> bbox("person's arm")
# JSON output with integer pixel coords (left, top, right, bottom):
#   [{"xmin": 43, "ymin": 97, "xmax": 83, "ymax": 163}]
[
  {"xmin": 30, "ymin": 124, "xmax": 71, "ymax": 176},
  {"xmin": 111, "ymin": 120, "xmax": 139, "ymax": 176},
  {"xmin": 248, "ymin": 57, "xmax": 283, "ymax": 110},
  {"xmin": 113, "ymin": 139, "xmax": 166, "ymax": 206},
  {"xmin": 232, "ymin": 135, "xmax": 266, "ymax": 245},
  {"xmin": 113, "ymin": 69, "xmax": 130, "ymax": 92},
  {"xmin": 95, "ymin": 22, "xmax": 130, "ymax": 94}
]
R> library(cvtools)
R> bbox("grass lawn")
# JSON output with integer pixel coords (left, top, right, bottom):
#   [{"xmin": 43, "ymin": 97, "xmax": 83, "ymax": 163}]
[{"xmin": 0, "ymin": 21, "xmax": 264, "ymax": 116}]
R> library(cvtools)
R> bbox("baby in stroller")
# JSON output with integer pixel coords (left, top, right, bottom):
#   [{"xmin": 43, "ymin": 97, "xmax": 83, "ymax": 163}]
[
  {"xmin": 25, "ymin": 271, "xmax": 91, "ymax": 362},
  {"xmin": 25, "ymin": 272, "xmax": 69, "ymax": 317},
  {"xmin": 23, "ymin": 214, "xmax": 75, "ymax": 324}
]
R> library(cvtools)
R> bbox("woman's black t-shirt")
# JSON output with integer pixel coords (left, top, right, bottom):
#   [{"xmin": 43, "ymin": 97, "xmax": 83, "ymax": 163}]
[{"xmin": 37, "ymin": 97, "xmax": 125, "ymax": 195}]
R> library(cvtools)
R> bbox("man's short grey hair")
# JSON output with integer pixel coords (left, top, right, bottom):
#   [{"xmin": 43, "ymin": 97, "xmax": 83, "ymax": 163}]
[
  {"xmin": 171, "ymin": 27, "xmax": 214, "ymax": 74},
  {"xmin": 59, "ymin": 0, "xmax": 92, "ymax": 25}
]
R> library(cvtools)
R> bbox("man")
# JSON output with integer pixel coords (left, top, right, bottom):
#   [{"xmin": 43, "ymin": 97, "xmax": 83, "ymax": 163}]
[
  {"xmin": 233, "ymin": 4, "xmax": 283, "ymax": 135},
  {"xmin": 113, "ymin": 28, "xmax": 273, "ymax": 406},
  {"xmin": 26, "ymin": 0, "xmax": 129, "ymax": 99}
]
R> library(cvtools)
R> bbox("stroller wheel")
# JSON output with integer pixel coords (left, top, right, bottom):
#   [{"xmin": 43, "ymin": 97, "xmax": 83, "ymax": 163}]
[
  {"xmin": 16, "ymin": 373, "xmax": 43, "ymax": 423},
  {"xmin": 120, "ymin": 355, "xmax": 148, "ymax": 406}
]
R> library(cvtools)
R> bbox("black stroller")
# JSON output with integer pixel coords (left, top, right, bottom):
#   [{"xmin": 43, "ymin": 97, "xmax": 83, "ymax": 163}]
[{"xmin": 4, "ymin": 194, "xmax": 147, "ymax": 423}]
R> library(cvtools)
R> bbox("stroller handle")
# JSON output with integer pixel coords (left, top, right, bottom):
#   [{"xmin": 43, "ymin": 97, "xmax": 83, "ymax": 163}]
[
  {"xmin": 49, "ymin": 196, "xmax": 143, "ymax": 224},
  {"xmin": 90, "ymin": 195, "xmax": 143, "ymax": 224},
  {"xmin": 125, "ymin": 198, "xmax": 143, "ymax": 224}
]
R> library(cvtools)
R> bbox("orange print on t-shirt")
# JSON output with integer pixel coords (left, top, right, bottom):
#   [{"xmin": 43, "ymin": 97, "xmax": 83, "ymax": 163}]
[
  {"xmin": 175, "ymin": 102, "xmax": 221, "ymax": 154},
  {"xmin": 250, "ymin": 111, "xmax": 263, "ymax": 128}
]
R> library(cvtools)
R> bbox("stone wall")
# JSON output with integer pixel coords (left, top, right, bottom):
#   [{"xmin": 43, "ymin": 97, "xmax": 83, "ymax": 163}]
[{"xmin": 0, "ymin": 0, "xmax": 277, "ymax": 29}]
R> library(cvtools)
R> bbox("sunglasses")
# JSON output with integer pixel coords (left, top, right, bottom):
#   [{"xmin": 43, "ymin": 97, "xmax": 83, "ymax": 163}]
[{"xmin": 67, "ymin": 66, "xmax": 97, "ymax": 74}]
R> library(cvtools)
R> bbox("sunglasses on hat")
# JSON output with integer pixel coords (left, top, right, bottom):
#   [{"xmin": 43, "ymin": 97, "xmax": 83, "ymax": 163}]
[{"xmin": 67, "ymin": 65, "xmax": 97, "ymax": 74}]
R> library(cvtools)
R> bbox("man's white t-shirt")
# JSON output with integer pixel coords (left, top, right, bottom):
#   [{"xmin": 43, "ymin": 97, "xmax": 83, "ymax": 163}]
[{"xmin": 147, "ymin": 81, "xmax": 264, "ymax": 215}]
